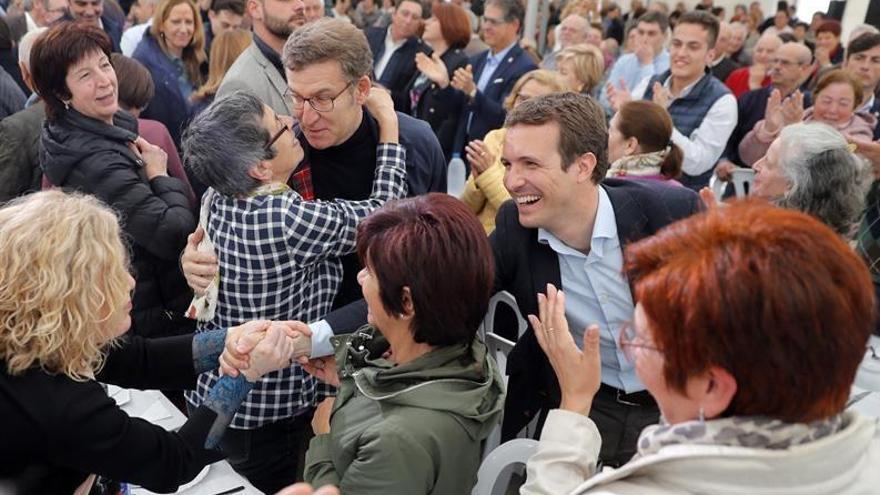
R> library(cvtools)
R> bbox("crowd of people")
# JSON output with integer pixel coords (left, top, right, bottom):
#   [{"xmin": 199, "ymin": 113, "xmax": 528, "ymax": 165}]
[{"xmin": 0, "ymin": 0, "xmax": 879, "ymax": 493}]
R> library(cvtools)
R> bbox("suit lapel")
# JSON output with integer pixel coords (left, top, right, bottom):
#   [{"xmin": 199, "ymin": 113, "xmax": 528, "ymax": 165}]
[
  {"xmin": 528, "ymin": 229, "xmax": 563, "ymax": 309},
  {"xmin": 487, "ymin": 44, "xmax": 522, "ymax": 84},
  {"xmin": 604, "ymin": 182, "xmax": 648, "ymax": 249},
  {"xmin": 252, "ymin": 45, "xmax": 292, "ymax": 114}
]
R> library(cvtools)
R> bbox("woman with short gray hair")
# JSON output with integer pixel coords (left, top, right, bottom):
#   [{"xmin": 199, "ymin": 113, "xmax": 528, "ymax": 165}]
[{"xmin": 752, "ymin": 122, "xmax": 870, "ymax": 237}]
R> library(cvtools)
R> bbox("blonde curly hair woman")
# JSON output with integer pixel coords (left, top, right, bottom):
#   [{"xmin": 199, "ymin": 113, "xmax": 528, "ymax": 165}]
[{"xmin": 0, "ymin": 191, "xmax": 297, "ymax": 494}]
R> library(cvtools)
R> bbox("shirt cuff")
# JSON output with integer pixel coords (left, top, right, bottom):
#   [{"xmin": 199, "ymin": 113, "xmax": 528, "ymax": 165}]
[{"xmin": 309, "ymin": 320, "xmax": 335, "ymax": 358}]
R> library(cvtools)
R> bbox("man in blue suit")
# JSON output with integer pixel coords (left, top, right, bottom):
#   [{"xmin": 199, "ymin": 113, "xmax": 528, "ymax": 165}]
[
  {"xmin": 450, "ymin": 0, "xmax": 536, "ymax": 156},
  {"xmin": 365, "ymin": 0, "xmax": 428, "ymax": 112}
]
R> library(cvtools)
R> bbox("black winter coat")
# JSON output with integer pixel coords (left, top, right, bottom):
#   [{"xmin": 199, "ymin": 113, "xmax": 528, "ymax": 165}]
[{"xmin": 41, "ymin": 109, "xmax": 197, "ymax": 337}]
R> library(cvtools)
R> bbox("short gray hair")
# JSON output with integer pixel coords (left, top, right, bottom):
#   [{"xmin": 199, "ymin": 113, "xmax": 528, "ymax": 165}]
[
  {"xmin": 18, "ymin": 27, "xmax": 47, "ymax": 69},
  {"xmin": 282, "ymin": 18, "xmax": 372, "ymax": 81},
  {"xmin": 182, "ymin": 91, "xmax": 273, "ymax": 196},
  {"xmin": 776, "ymin": 123, "xmax": 870, "ymax": 237}
]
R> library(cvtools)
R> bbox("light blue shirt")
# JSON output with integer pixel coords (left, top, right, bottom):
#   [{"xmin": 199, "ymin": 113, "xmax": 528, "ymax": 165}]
[
  {"xmin": 476, "ymin": 41, "xmax": 517, "ymax": 92},
  {"xmin": 537, "ymin": 187, "xmax": 641, "ymax": 392},
  {"xmin": 599, "ymin": 49, "xmax": 670, "ymax": 112}
]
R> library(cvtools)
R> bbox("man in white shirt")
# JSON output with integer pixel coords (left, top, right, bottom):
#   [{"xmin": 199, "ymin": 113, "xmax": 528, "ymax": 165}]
[
  {"xmin": 540, "ymin": 14, "xmax": 589, "ymax": 70},
  {"xmin": 611, "ymin": 10, "xmax": 737, "ymax": 190},
  {"xmin": 844, "ymin": 32, "xmax": 880, "ymax": 140}
]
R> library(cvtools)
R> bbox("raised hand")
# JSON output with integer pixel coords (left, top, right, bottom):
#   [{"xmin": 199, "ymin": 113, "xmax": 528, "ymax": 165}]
[
  {"xmin": 606, "ymin": 78, "xmax": 631, "ymax": 113},
  {"xmin": 365, "ymin": 86, "xmax": 399, "ymax": 143},
  {"xmin": 763, "ymin": 89, "xmax": 784, "ymax": 135},
  {"xmin": 635, "ymin": 36, "xmax": 654, "ymax": 66},
  {"xmin": 780, "ymin": 90, "xmax": 805, "ymax": 127},
  {"xmin": 651, "ymin": 81, "xmax": 671, "ymax": 108},
  {"xmin": 465, "ymin": 139, "xmax": 493, "ymax": 177},
  {"xmin": 528, "ymin": 284, "xmax": 601, "ymax": 416},
  {"xmin": 451, "ymin": 64, "xmax": 476, "ymax": 97},
  {"xmin": 130, "ymin": 136, "xmax": 168, "ymax": 180},
  {"xmin": 311, "ymin": 397, "xmax": 335, "ymax": 435},
  {"xmin": 415, "ymin": 52, "xmax": 449, "ymax": 88}
]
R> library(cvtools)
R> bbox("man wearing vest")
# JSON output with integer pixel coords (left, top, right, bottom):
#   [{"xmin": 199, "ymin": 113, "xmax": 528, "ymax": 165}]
[{"xmin": 617, "ymin": 10, "xmax": 737, "ymax": 191}]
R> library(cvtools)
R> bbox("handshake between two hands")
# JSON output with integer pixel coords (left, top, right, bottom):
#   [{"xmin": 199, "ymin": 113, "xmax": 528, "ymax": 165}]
[{"xmin": 218, "ymin": 320, "xmax": 338, "ymax": 386}]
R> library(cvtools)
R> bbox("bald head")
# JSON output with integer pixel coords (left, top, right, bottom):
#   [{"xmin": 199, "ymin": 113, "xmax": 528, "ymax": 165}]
[
  {"xmin": 714, "ymin": 22, "xmax": 733, "ymax": 58},
  {"xmin": 559, "ymin": 14, "xmax": 590, "ymax": 48},
  {"xmin": 770, "ymin": 42, "xmax": 813, "ymax": 91},
  {"xmin": 753, "ymin": 32, "xmax": 783, "ymax": 65}
]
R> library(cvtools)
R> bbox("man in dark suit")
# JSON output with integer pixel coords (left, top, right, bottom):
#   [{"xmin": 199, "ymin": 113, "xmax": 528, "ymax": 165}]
[
  {"xmin": 366, "ymin": 0, "xmax": 427, "ymax": 111},
  {"xmin": 302, "ymin": 93, "xmax": 701, "ymax": 468},
  {"xmin": 718, "ymin": 41, "xmax": 812, "ymax": 175},
  {"xmin": 450, "ymin": 0, "xmax": 536, "ymax": 156},
  {"xmin": 710, "ymin": 21, "xmax": 740, "ymax": 82},
  {"xmin": 494, "ymin": 93, "xmax": 701, "ymax": 466},
  {"xmin": 68, "ymin": 0, "xmax": 123, "ymax": 51}
]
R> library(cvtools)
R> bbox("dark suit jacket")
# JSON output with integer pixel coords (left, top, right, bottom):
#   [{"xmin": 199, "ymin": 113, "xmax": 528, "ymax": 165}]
[
  {"xmin": 101, "ymin": 12, "xmax": 123, "ymax": 53},
  {"xmin": 366, "ymin": 27, "xmax": 429, "ymax": 112},
  {"xmin": 723, "ymin": 85, "xmax": 812, "ymax": 166},
  {"xmin": 452, "ymin": 43, "xmax": 537, "ymax": 155},
  {"xmin": 710, "ymin": 56, "xmax": 739, "ymax": 84},
  {"xmin": 490, "ymin": 179, "xmax": 701, "ymax": 438},
  {"xmin": 0, "ymin": 100, "xmax": 43, "ymax": 203},
  {"xmin": 406, "ymin": 47, "xmax": 469, "ymax": 161}
]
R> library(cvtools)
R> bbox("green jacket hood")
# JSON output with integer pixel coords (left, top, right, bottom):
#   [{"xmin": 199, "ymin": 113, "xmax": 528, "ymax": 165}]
[{"xmin": 333, "ymin": 326, "xmax": 506, "ymax": 442}]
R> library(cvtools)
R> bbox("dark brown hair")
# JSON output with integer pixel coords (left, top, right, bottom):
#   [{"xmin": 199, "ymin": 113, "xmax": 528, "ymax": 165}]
[
  {"xmin": 505, "ymin": 92, "xmax": 607, "ymax": 182},
  {"xmin": 676, "ymin": 9, "xmax": 719, "ymax": 48},
  {"xmin": 616, "ymin": 100, "xmax": 682, "ymax": 179},
  {"xmin": 111, "ymin": 53, "xmax": 155, "ymax": 112},
  {"xmin": 626, "ymin": 201, "xmax": 874, "ymax": 423},
  {"xmin": 31, "ymin": 20, "xmax": 114, "ymax": 121},
  {"xmin": 356, "ymin": 193, "xmax": 494, "ymax": 347}
]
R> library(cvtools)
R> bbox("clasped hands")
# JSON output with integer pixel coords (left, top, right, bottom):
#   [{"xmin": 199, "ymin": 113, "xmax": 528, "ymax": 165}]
[{"xmin": 219, "ymin": 320, "xmax": 314, "ymax": 383}]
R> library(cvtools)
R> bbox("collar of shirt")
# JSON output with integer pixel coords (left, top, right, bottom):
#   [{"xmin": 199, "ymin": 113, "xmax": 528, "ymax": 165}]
[
  {"xmin": 858, "ymin": 94, "xmax": 876, "ymax": 115},
  {"xmin": 487, "ymin": 40, "xmax": 517, "ymax": 65},
  {"xmin": 25, "ymin": 11, "xmax": 37, "ymax": 32},
  {"xmin": 663, "ymin": 69, "xmax": 704, "ymax": 100},
  {"xmin": 537, "ymin": 186, "xmax": 618, "ymax": 259}
]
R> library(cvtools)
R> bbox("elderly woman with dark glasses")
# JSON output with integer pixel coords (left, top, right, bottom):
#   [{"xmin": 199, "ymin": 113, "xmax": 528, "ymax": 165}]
[
  {"xmin": 523, "ymin": 201, "xmax": 880, "ymax": 494},
  {"xmin": 178, "ymin": 88, "xmax": 407, "ymax": 492}
]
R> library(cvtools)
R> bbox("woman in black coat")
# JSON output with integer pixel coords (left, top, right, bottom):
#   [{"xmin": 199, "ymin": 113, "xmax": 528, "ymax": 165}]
[
  {"xmin": 34, "ymin": 21, "xmax": 197, "ymax": 338},
  {"xmin": 405, "ymin": 3, "xmax": 471, "ymax": 161},
  {"xmin": 0, "ymin": 191, "xmax": 298, "ymax": 494}
]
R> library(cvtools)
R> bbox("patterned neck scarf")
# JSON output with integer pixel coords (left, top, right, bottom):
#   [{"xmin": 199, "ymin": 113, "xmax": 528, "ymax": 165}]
[
  {"xmin": 633, "ymin": 413, "xmax": 847, "ymax": 459},
  {"xmin": 606, "ymin": 149, "xmax": 667, "ymax": 178}
]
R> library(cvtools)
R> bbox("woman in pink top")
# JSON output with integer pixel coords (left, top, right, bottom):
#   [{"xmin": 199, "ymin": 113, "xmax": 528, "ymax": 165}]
[{"xmin": 739, "ymin": 69, "xmax": 876, "ymax": 166}]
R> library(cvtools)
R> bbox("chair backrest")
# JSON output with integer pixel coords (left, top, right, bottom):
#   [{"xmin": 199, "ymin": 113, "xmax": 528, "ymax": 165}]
[
  {"xmin": 471, "ymin": 438, "xmax": 539, "ymax": 495},
  {"xmin": 709, "ymin": 167, "xmax": 756, "ymax": 200},
  {"xmin": 730, "ymin": 168, "xmax": 755, "ymax": 197},
  {"xmin": 478, "ymin": 291, "xmax": 528, "ymax": 343}
]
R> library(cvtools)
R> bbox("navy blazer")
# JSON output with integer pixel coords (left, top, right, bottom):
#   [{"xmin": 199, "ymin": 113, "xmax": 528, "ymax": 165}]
[
  {"xmin": 103, "ymin": 12, "xmax": 123, "ymax": 53},
  {"xmin": 366, "ymin": 27, "xmax": 429, "ymax": 112},
  {"xmin": 406, "ymin": 48, "xmax": 469, "ymax": 161},
  {"xmin": 132, "ymin": 31, "xmax": 197, "ymax": 147},
  {"xmin": 452, "ymin": 43, "xmax": 537, "ymax": 156},
  {"xmin": 490, "ymin": 179, "xmax": 701, "ymax": 438}
]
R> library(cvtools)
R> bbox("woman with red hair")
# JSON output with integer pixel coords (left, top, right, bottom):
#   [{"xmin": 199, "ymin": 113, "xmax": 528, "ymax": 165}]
[{"xmin": 522, "ymin": 201, "xmax": 879, "ymax": 494}]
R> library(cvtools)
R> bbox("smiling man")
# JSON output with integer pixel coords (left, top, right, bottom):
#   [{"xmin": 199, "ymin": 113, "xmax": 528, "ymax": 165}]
[
  {"xmin": 492, "ymin": 92, "xmax": 700, "ymax": 466},
  {"xmin": 69, "ymin": 0, "xmax": 123, "ymax": 51},
  {"xmin": 629, "ymin": 10, "xmax": 736, "ymax": 190}
]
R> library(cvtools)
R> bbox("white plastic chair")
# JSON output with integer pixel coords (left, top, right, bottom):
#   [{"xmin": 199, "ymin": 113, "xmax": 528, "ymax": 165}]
[
  {"xmin": 471, "ymin": 438, "xmax": 539, "ymax": 495},
  {"xmin": 709, "ymin": 167, "xmax": 756, "ymax": 200},
  {"xmin": 478, "ymin": 291, "xmax": 529, "ymax": 343}
]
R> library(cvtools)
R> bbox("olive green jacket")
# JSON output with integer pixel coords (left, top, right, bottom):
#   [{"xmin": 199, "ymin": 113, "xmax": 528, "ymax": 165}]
[{"xmin": 304, "ymin": 326, "xmax": 505, "ymax": 494}]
